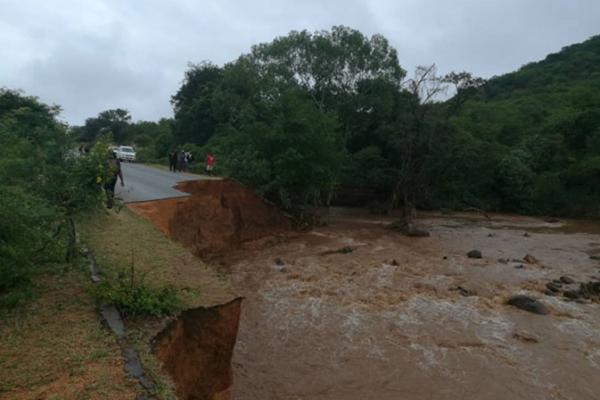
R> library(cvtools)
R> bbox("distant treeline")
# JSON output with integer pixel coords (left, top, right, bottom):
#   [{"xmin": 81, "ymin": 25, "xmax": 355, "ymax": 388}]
[{"xmin": 75, "ymin": 27, "xmax": 600, "ymax": 217}]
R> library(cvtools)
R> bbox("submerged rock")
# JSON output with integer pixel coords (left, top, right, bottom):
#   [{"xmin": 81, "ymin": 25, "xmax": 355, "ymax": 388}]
[
  {"xmin": 507, "ymin": 295, "xmax": 549, "ymax": 315},
  {"xmin": 388, "ymin": 220, "xmax": 430, "ymax": 237},
  {"xmin": 580, "ymin": 281, "xmax": 600, "ymax": 300},
  {"xmin": 452, "ymin": 286, "xmax": 477, "ymax": 297},
  {"xmin": 524, "ymin": 254, "xmax": 539, "ymax": 264},
  {"xmin": 546, "ymin": 282, "xmax": 562, "ymax": 292},
  {"xmin": 513, "ymin": 331, "xmax": 540, "ymax": 343},
  {"xmin": 559, "ymin": 276, "xmax": 575, "ymax": 284},
  {"xmin": 467, "ymin": 250, "xmax": 482, "ymax": 259},
  {"xmin": 405, "ymin": 227, "xmax": 431, "ymax": 237},
  {"xmin": 563, "ymin": 290, "xmax": 581, "ymax": 300}
]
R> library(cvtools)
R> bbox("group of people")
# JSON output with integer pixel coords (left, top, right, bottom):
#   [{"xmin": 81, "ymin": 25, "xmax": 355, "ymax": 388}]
[
  {"xmin": 168, "ymin": 150, "xmax": 194, "ymax": 172},
  {"xmin": 101, "ymin": 149, "xmax": 216, "ymax": 210},
  {"xmin": 168, "ymin": 150, "xmax": 215, "ymax": 176}
]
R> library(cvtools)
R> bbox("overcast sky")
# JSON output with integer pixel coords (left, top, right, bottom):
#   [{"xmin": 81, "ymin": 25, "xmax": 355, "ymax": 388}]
[{"xmin": 1, "ymin": 0, "xmax": 599, "ymax": 125}]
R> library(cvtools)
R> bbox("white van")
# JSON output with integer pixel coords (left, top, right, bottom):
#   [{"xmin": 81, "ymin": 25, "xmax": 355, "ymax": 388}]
[{"xmin": 114, "ymin": 146, "xmax": 136, "ymax": 162}]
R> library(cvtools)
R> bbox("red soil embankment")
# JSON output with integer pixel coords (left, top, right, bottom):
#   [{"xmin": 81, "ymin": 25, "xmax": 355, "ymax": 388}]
[
  {"xmin": 128, "ymin": 179, "xmax": 290, "ymax": 255},
  {"xmin": 153, "ymin": 298, "xmax": 243, "ymax": 400},
  {"xmin": 128, "ymin": 179, "xmax": 289, "ymax": 399}
]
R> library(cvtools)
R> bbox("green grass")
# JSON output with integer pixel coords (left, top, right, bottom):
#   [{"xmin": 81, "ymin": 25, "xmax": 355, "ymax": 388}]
[{"xmin": 0, "ymin": 267, "xmax": 138, "ymax": 399}]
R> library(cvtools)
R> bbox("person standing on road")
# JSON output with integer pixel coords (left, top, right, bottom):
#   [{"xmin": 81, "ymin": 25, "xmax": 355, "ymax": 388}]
[
  {"xmin": 178, "ymin": 150, "xmax": 187, "ymax": 172},
  {"xmin": 172, "ymin": 150, "xmax": 179, "ymax": 173},
  {"xmin": 205, "ymin": 152, "xmax": 215, "ymax": 176},
  {"xmin": 168, "ymin": 151, "xmax": 176, "ymax": 172},
  {"xmin": 105, "ymin": 151, "xmax": 124, "ymax": 209}
]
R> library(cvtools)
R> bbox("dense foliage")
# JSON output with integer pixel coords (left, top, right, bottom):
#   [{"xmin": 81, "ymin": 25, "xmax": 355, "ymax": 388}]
[
  {"xmin": 165, "ymin": 28, "xmax": 600, "ymax": 217},
  {"xmin": 71, "ymin": 28, "xmax": 600, "ymax": 218},
  {"xmin": 435, "ymin": 35, "xmax": 600, "ymax": 216},
  {"xmin": 0, "ymin": 89, "xmax": 108, "ymax": 308}
]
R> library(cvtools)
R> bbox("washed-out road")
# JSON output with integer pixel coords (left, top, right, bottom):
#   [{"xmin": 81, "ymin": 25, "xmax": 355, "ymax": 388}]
[{"xmin": 115, "ymin": 163, "xmax": 210, "ymax": 203}]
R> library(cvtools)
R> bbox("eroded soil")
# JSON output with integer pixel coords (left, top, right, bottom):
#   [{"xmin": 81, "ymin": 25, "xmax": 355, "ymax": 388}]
[{"xmin": 217, "ymin": 210, "xmax": 600, "ymax": 400}]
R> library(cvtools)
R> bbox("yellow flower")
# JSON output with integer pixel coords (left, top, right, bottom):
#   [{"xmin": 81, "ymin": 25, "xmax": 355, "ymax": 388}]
[{"xmin": 96, "ymin": 176, "xmax": 102, "ymax": 184}]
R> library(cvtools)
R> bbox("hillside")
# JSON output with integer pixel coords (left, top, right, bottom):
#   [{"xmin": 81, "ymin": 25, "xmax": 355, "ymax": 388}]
[{"xmin": 434, "ymin": 35, "xmax": 600, "ymax": 217}]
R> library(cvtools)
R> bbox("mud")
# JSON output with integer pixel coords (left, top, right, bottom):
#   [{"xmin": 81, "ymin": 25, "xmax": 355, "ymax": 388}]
[
  {"xmin": 153, "ymin": 298, "xmax": 243, "ymax": 400},
  {"xmin": 217, "ymin": 210, "xmax": 600, "ymax": 400},
  {"xmin": 128, "ymin": 179, "xmax": 290, "ymax": 256},
  {"xmin": 131, "ymin": 182, "xmax": 600, "ymax": 399}
]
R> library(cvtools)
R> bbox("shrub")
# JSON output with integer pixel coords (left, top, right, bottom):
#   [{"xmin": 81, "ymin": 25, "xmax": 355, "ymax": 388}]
[{"xmin": 93, "ymin": 265, "xmax": 181, "ymax": 317}]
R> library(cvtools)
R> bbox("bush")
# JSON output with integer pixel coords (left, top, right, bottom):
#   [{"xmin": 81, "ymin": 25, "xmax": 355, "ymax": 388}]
[{"xmin": 93, "ymin": 265, "xmax": 181, "ymax": 317}]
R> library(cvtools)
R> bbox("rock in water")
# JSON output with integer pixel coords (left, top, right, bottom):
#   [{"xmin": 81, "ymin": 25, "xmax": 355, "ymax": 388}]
[
  {"xmin": 546, "ymin": 282, "xmax": 561, "ymax": 292},
  {"xmin": 507, "ymin": 295, "xmax": 549, "ymax": 315},
  {"xmin": 452, "ymin": 286, "xmax": 477, "ymax": 297},
  {"xmin": 406, "ymin": 227, "xmax": 431, "ymax": 237},
  {"xmin": 467, "ymin": 250, "xmax": 482, "ymax": 259},
  {"xmin": 559, "ymin": 276, "xmax": 575, "ymax": 284},
  {"xmin": 524, "ymin": 254, "xmax": 539, "ymax": 264},
  {"xmin": 563, "ymin": 290, "xmax": 581, "ymax": 300}
]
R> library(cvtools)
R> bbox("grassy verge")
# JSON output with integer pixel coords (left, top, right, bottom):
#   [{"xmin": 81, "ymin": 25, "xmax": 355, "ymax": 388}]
[
  {"xmin": 0, "ymin": 266, "xmax": 138, "ymax": 400},
  {"xmin": 78, "ymin": 207, "xmax": 237, "ymax": 399},
  {"xmin": 1, "ymin": 207, "xmax": 236, "ymax": 400}
]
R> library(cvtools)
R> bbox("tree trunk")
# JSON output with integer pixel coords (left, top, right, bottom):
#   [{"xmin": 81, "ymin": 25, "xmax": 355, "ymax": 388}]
[{"xmin": 66, "ymin": 216, "xmax": 77, "ymax": 262}]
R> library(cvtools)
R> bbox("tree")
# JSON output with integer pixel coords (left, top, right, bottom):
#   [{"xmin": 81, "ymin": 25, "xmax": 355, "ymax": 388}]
[
  {"xmin": 0, "ymin": 88, "xmax": 107, "ymax": 307},
  {"xmin": 171, "ymin": 62, "xmax": 223, "ymax": 145},
  {"xmin": 78, "ymin": 108, "xmax": 132, "ymax": 143}
]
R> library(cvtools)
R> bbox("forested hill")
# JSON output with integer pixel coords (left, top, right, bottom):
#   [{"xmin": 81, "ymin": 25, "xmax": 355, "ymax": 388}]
[
  {"xmin": 485, "ymin": 35, "xmax": 600, "ymax": 99},
  {"xmin": 437, "ymin": 35, "xmax": 600, "ymax": 217}
]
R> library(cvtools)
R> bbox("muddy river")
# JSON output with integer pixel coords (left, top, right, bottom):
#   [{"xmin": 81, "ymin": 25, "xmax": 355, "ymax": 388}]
[{"xmin": 217, "ymin": 210, "xmax": 600, "ymax": 400}]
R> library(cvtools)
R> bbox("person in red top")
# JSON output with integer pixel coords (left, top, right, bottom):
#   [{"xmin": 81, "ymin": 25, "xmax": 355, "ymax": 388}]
[{"xmin": 205, "ymin": 153, "xmax": 215, "ymax": 176}]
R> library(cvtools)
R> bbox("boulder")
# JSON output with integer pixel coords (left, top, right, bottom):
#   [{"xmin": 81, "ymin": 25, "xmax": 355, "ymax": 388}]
[
  {"xmin": 563, "ymin": 290, "xmax": 581, "ymax": 300},
  {"xmin": 524, "ymin": 254, "xmax": 539, "ymax": 264},
  {"xmin": 467, "ymin": 250, "xmax": 482, "ymax": 259},
  {"xmin": 451, "ymin": 286, "xmax": 477, "ymax": 297},
  {"xmin": 405, "ymin": 227, "xmax": 431, "ymax": 237},
  {"xmin": 546, "ymin": 282, "xmax": 561, "ymax": 292},
  {"xmin": 559, "ymin": 276, "xmax": 575, "ymax": 284},
  {"xmin": 507, "ymin": 295, "xmax": 549, "ymax": 315}
]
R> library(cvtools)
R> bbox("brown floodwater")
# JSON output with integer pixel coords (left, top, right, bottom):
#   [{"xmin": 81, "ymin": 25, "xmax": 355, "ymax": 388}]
[{"xmin": 216, "ymin": 210, "xmax": 600, "ymax": 400}]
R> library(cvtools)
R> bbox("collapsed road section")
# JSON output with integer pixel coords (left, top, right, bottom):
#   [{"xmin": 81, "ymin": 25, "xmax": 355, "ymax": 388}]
[
  {"xmin": 128, "ymin": 179, "xmax": 291, "ymax": 256},
  {"xmin": 127, "ymin": 178, "xmax": 291, "ymax": 399},
  {"xmin": 153, "ymin": 298, "xmax": 243, "ymax": 400}
]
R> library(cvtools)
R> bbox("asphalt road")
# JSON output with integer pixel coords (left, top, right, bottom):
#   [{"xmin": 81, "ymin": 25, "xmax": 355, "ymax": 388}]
[{"xmin": 115, "ymin": 163, "xmax": 205, "ymax": 203}]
